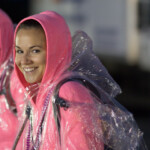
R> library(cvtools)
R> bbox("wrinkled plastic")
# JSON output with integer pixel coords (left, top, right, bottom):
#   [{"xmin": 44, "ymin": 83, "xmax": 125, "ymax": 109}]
[
  {"xmin": 58, "ymin": 31, "xmax": 148, "ymax": 150},
  {"xmin": 0, "ymin": 58, "xmax": 19, "ymax": 149},
  {"xmin": 10, "ymin": 70, "xmax": 26, "ymax": 116},
  {"xmin": 0, "ymin": 57, "xmax": 25, "ymax": 115},
  {"xmin": 71, "ymin": 31, "xmax": 122, "ymax": 98},
  {"xmin": 13, "ymin": 31, "xmax": 148, "ymax": 150},
  {"xmin": 68, "ymin": 31, "xmax": 147, "ymax": 150}
]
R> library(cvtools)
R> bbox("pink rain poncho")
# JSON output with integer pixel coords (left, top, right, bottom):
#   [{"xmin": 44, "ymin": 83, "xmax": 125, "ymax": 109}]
[
  {"xmin": 13, "ymin": 11, "xmax": 103, "ymax": 150},
  {"xmin": 0, "ymin": 9, "xmax": 19, "ymax": 149},
  {"xmin": 13, "ymin": 11, "xmax": 147, "ymax": 150}
]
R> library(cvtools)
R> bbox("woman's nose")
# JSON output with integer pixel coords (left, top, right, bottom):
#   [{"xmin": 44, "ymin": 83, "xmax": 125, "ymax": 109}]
[{"xmin": 20, "ymin": 53, "xmax": 32, "ymax": 65}]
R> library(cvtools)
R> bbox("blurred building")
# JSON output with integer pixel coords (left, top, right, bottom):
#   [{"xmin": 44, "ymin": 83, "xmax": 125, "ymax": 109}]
[
  {"xmin": 29, "ymin": 0, "xmax": 139, "ymax": 63},
  {"xmin": 29, "ymin": 0, "xmax": 150, "ymax": 72}
]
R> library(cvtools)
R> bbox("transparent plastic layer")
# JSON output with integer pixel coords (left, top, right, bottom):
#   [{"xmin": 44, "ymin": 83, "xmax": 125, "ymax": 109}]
[
  {"xmin": 0, "ymin": 57, "xmax": 19, "ymax": 149},
  {"xmin": 14, "ymin": 31, "xmax": 148, "ymax": 150},
  {"xmin": 70, "ymin": 31, "xmax": 122, "ymax": 98},
  {"xmin": 0, "ymin": 57, "xmax": 14, "ymax": 112}
]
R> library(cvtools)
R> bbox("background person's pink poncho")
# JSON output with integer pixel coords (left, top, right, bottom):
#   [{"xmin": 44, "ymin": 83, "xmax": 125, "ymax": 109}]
[{"xmin": 0, "ymin": 9, "xmax": 19, "ymax": 149}]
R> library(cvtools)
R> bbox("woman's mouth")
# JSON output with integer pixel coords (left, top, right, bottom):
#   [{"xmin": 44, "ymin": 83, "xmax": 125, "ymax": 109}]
[{"xmin": 23, "ymin": 67, "xmax": 37, "ymax": 73}]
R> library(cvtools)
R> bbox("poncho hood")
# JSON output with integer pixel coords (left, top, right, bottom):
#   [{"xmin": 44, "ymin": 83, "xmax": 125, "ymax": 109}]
[
  {"xmin": 14, "ymin": 11, "xmax": 72, "ymax": 89},
  {"xmin": 0, "ymin": 9, "xmax": 14, "ymax": 65}
]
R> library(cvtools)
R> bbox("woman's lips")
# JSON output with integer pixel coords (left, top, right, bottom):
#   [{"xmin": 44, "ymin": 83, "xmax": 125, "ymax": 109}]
[{"xmin": 23, "ymin": 67, "xmax": 37, "ymax": 73}]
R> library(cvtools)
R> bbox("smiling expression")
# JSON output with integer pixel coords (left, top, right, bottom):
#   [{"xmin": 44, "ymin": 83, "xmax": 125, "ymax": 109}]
[{"xmin": 15, "ymin": 27, "xmax": 46, "ymax": 84}]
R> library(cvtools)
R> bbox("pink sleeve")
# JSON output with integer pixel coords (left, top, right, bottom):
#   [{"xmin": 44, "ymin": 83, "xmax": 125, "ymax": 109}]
[{"xmin": 59, "ymin": 81, "xmax": 104, "ymax": 150}]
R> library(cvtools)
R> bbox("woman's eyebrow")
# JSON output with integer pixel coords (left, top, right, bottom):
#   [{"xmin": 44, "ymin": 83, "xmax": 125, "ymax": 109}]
[
  {"xmin": 29, "ymin": 45, "xmax": 42, "ymax": 49},
  {"xmin": 15, "ymin": 45, "xmax": 42, "ymax": 49},
  {"xmin": 15, "ymin": 46, "xmax": 21, "ymax": 49}
]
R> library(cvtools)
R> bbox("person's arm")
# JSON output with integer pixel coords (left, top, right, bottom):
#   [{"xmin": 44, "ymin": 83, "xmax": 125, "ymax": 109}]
[{"xmin": 59, "ymin": 81, "xmax": 104, "ymax": 150}]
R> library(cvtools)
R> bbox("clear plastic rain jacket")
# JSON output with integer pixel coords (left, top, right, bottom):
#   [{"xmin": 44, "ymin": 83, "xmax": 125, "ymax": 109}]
[
  {"xmin": 13, "ymin": 11, "xmax": 147, "ymax": 150},
  {"xmin": 0, "ymin": 9, "xmax": 19, "ymax": 149}
]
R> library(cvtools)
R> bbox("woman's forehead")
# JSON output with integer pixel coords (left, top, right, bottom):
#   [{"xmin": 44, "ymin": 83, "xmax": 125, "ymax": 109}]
[{"xmin": 15, "ymin": 28, "xmax": 46, "ymax": 47}]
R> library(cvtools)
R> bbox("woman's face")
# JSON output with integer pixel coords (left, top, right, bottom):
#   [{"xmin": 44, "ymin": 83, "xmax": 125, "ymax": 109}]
[{"xmin": 15, "ymin": 27, "xmax": 46, "ymax": 84}]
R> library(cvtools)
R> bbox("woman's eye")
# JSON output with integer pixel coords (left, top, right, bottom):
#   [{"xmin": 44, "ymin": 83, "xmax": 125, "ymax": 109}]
[
  {"xmin": 32, "ymin": 49, "xmax": 40, "ymax": 53},
  {"xmin": 16, "ymin": 49, "xmax": 23, "ymax": 54}
]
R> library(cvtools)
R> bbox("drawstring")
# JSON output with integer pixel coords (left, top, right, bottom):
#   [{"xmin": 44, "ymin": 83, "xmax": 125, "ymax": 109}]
[
  {"xmin": 12, "ymin": 105, "xmax": 31, "ymax": 150},
  {"xmin": 29, "ymin": 88, "xmax": 53, "ymax": 150}
]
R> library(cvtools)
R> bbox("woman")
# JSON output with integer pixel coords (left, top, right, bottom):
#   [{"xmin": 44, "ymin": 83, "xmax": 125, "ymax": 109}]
[
  {"xmin": 14, "ymin": 11, "xmax": 104, "ymax": 149},
  {"xmin": 14, "ymin": 10, "xmax": 147, "ymax": 150}
]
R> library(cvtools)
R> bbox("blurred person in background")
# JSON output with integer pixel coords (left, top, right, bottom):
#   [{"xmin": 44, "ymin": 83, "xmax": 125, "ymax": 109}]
[
  {"xmin": 0, "ymin": 8, "xmax": 19, "ymax": 149},
  {"xmin": 0, "ymin": 8, "xmax": 25, "ymax": 150}
]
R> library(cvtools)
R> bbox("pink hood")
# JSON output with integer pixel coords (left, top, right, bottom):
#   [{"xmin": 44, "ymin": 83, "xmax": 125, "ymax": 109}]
[
  {"xmin": 0, "ymin": 9, "xmax": 14, "ymax": 66},
  {"xmin": 14, "ymin": 11, "xmax": 72, "ymax": 89}
]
